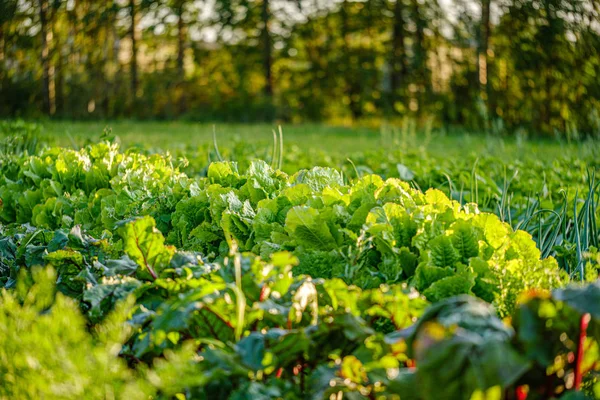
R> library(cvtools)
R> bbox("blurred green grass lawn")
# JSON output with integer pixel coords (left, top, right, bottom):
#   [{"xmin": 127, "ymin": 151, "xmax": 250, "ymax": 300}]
[{"xmin": 39, "ymin": 120, "xmax": 584, "ymax": 162}]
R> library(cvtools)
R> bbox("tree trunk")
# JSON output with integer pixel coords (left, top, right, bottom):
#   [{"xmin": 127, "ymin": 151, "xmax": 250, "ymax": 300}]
[
  {"xmin": 176, "ymin": 3, "xmax": 185, "ymax": 77},
  {"xmin": 411, "ymin": 0, "xmax": 428, "ymax": 114},
  {"xmin": 478, "ymin": 0, "xmax": 491, "ymax": 123},
  {"xmin": 390, "ymin": 0, "xmax": 406, "ymax": 105},
  {"xmin": 111, "ymin": 0, "xmax": 121, "ymax": 116},
  {"xmin": 478, "ymin": 0, "xmax": 490, "ymax": 87},
  {"xmin": 543, "ymin": 0, "xmax": 556, "ymax": 130},
  {"xmin": 341, "ymin": 0, "xmax": 361, "ymax": 120},
  {"xmin": 0, "ymin": 23, "xmax": 4, "ymax": 63},
  {"xmin": 130, "ymin": 0, "xmax": 138, "ymax": 104},
  {"xmin": 261, "ymin": 0, "xmax": 273, "ymax": 96},
  {"xmin": 102, "ymin": 0, "xmax": 112, "ymax": 116},
  {"xmin": 38, "ymin": 0, "xmax": 55, "ymax": 115},
  {"xmin": 55, "ymin": 33, "xmax": 63, "ymax": 115},
  {"xmin": 176, "ymin": 2, "xmax": 187, "ymax": 114}
]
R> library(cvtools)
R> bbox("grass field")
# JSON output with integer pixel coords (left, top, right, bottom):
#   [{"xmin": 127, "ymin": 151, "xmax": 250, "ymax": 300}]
[
  {"xmin": 40, "ymin": 120, "xmax": 589, "ymax": 158},
  {"xmin": 43, "ymin": 121, "xmax": 383, "ymax": 153}
]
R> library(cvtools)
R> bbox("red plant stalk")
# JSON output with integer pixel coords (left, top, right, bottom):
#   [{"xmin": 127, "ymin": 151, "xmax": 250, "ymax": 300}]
[
  {"xmin": 574, "ymin": 313, "xmax": 591, "ymax": 390},
  {"xmin": 259, "ymin": 285, "xmax": 269, "ymax": 301},
  {"xmin": 515, "ymin": 386, "xmax": 528, "ymax": 400}
]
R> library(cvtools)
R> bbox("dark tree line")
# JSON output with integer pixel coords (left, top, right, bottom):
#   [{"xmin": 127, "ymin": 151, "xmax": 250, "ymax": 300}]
[{"xmin": 1, "ymin": 0, "xmax": 599, "ymax": 135}]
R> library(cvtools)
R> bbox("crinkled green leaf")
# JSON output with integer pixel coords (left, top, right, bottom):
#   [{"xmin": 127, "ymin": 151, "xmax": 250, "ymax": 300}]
[
  {"xmin": 285, "ymin": 206, "xmax": 337, "ymax": 250},
  {"xmin": 117, "ymin": 216, "xmax": 175, "ymax": 280}
]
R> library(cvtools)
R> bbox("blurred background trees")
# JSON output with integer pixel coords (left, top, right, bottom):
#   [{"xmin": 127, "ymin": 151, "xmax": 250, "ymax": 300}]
[{"xmin": 0, "ymin": 0, "xmax": 599, "ymax": 135}]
